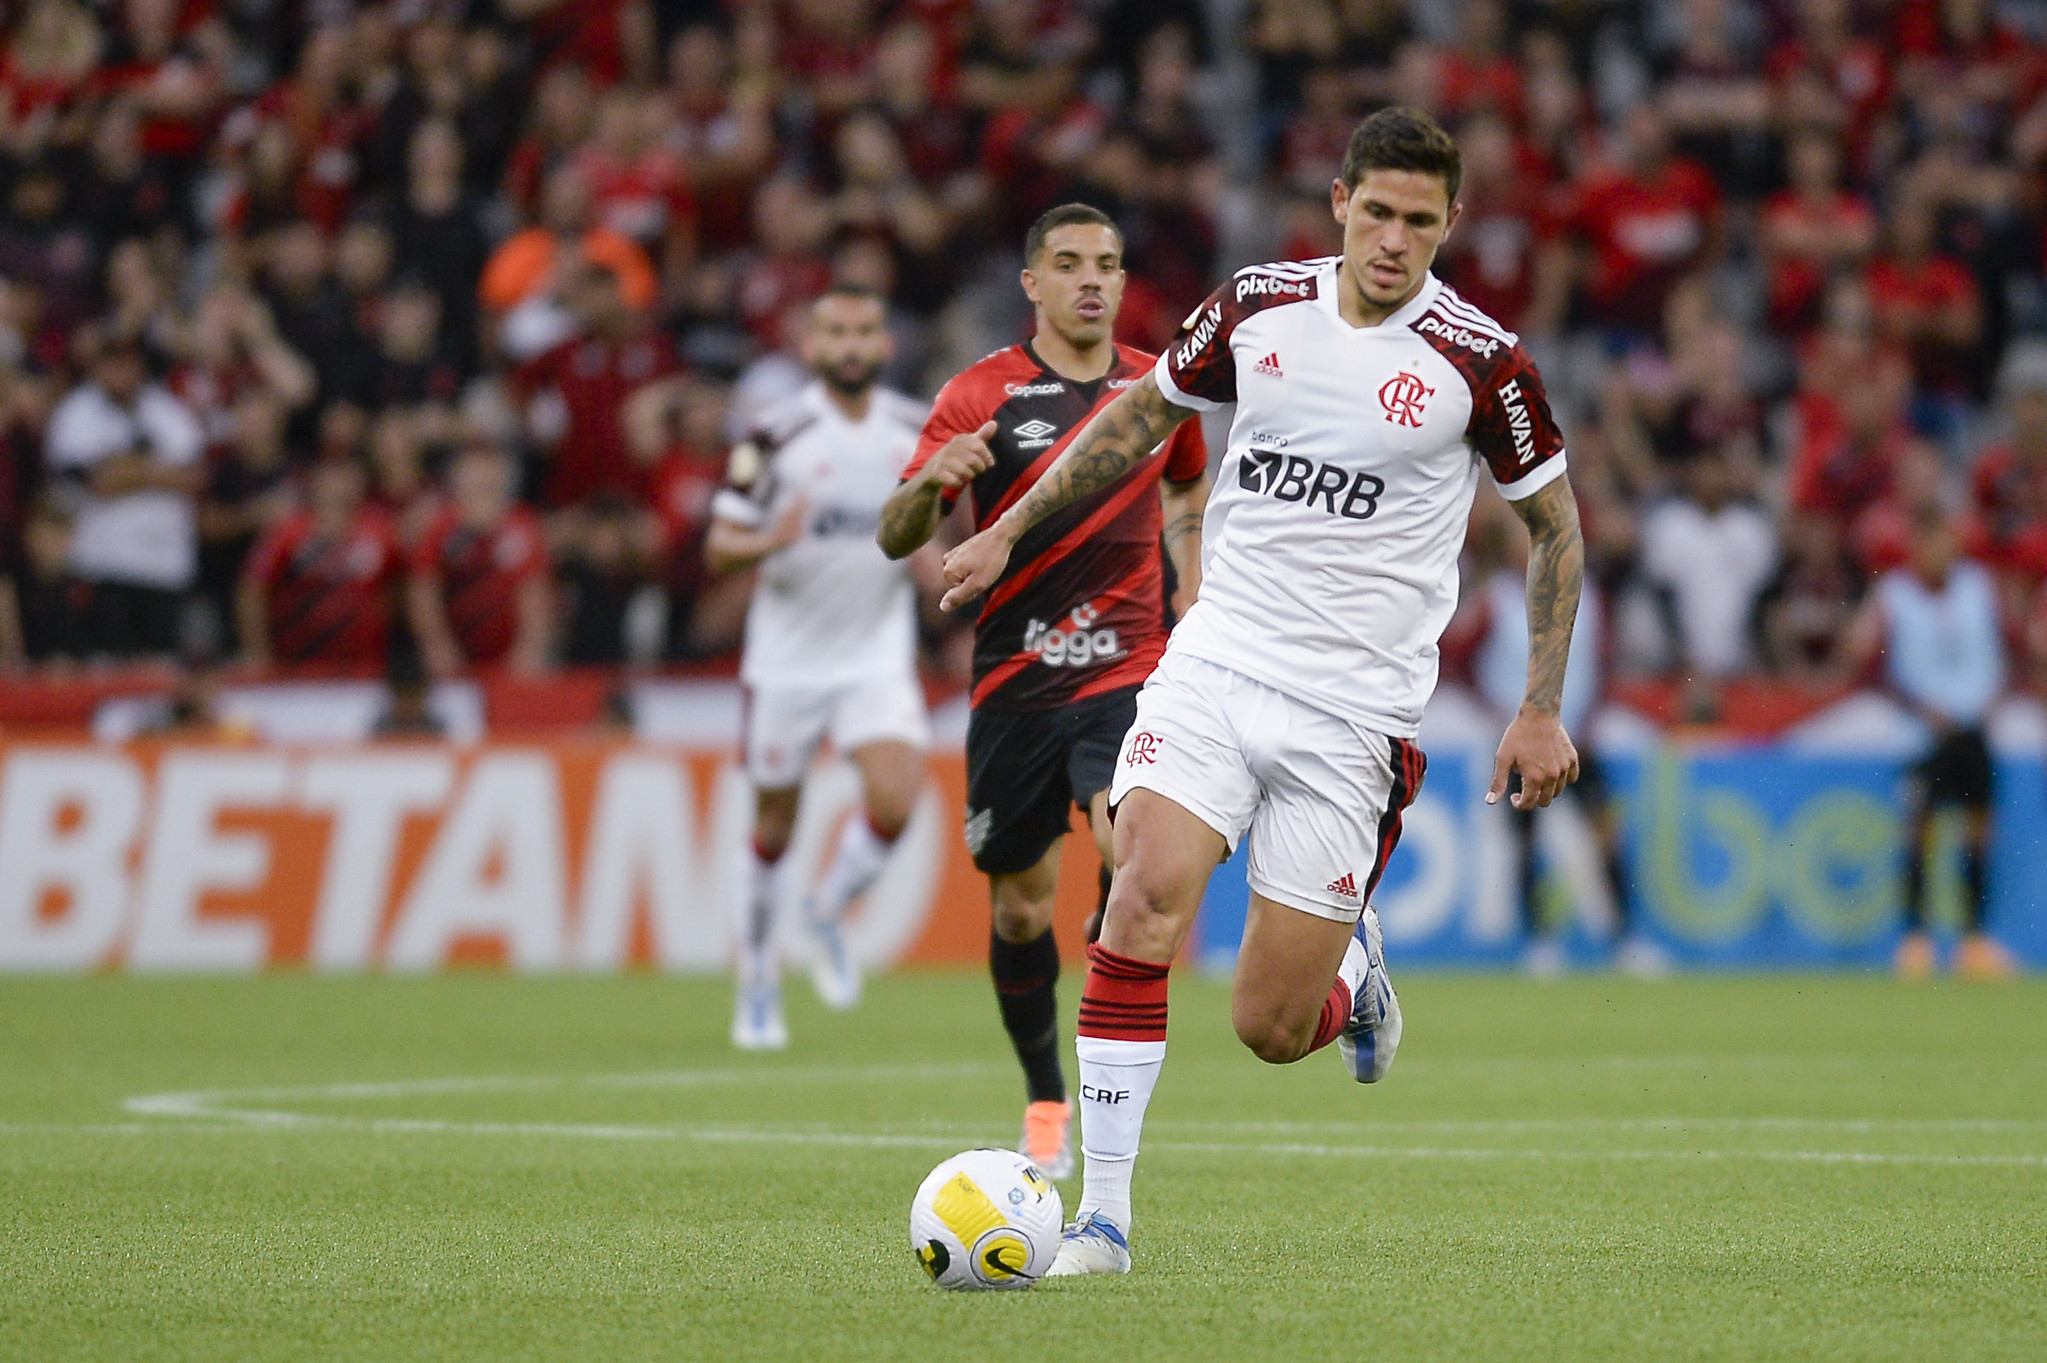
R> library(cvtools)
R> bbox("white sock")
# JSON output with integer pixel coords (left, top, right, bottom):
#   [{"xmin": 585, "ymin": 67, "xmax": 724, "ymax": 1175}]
[
  {"xmin": 810, "ymin": 816, "xmax": 894, "ymax": 924},
  {"xmin": 741, "ymin": 842, "xmax": 783, "ymax": 982},
  {"xmin": 1074, "ymin": 1035, "xmax": 1166, "ymax": 1236},
  {"xmin": 1338, "ymin": 932, "xmax": 1369, "ymax": 1000}
]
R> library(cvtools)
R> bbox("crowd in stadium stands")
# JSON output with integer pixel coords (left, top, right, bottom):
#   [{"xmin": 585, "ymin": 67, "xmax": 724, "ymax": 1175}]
[{"xmin": 6, "ymin": 0, "xmax": 2047, "ymax": 716}]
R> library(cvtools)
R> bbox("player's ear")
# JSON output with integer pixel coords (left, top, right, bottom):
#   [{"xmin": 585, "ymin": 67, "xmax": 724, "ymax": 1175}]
[
  {"xmin": 1019, "ymin": 268, "xmax": 1040, "ymax": 305},
  {"xmin": 1330, "ymin": 178, "xmax": 1350, "ymax": 225},
  {"xmin": 1442, "ymin": 199, "xmax": 1462, "ymax": 242}
]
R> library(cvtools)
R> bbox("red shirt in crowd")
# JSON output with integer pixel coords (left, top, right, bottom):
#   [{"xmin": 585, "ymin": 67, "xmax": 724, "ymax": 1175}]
[
  {"xmin": 648, "ymin": 445, "xmax": 724, "ymax": 599},
  {"xmin": 1971, "ymin": 443, "xmax": 2047, "ymax": 577},
  {"xmin": 1865, "ymin": 252, "xmax": 1980, "ymax": 393},
  {"xmin": 242, "ymin": 506, "xmax": 401, "ymax": 666},
  {"xmin": 409, "ymin": 506, "xmax": 549, "ymax": 665},
  {"xmin": 513, "ymin": 331, "xmax": 681, "ymax": 508},
  {"xmin": 1760, "ymin": 188, "xmax": 1875, "ymax": 334},
  {"xmin": 1564, "ymin": 156, "xmax": 1718, "ymax": 333}
]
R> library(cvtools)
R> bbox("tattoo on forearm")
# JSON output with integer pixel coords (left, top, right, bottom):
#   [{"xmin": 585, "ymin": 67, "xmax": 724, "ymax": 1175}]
[
  {"xmin": 1162, "ymin": 511, "xmax": 1202, "ymax": 549},
  {"xmin": 1002, "ymin": 376, "xmax": 1185, "ymax": 536},
  {"xmin": 1512, "ymin": 476, "xmax": 1584, "ymax": 715},
  {"xmin": 877, "ymin": 480, "xmax": 944, "ymax": 558}
]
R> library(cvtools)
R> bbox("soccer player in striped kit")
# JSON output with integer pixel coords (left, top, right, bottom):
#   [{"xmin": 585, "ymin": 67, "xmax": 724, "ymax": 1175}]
[{"xmin": 879, "ymin": 204, "xmax": 1210, "ymax": 1178}]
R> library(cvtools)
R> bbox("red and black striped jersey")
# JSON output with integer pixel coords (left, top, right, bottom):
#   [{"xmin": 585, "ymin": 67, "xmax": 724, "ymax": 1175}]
[{"xmin": 905, "ymin": 341, "xmax": 1208, "ymax": 711}]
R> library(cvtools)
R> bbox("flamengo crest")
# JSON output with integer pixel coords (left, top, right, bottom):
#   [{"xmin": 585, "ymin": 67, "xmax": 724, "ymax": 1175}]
[{"xmin": 1379, "ymin": 371, "xmax": 1434, "ymax": 427}]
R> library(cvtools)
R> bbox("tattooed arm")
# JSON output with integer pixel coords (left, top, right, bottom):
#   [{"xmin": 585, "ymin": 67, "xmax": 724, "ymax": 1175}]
[
  {"xmin": 1160, "ymin": 469, "xmax": 1210, "ymax": 619},
  {"xmin": 1487, "ymin": 473, "xmax": 1585, "ymax": 810},
  {"xmin": 938, "ymin": 374, "xmax": 1190, "ymax": 611}
]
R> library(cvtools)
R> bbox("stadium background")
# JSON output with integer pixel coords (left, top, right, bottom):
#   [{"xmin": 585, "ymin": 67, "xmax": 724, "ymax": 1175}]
[{"xmin": 0, "ymin": 0, "xmax": 2043, "ymax": 971}]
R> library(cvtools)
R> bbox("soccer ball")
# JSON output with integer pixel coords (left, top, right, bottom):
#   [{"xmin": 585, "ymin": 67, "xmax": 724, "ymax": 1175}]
[{"xmin": 909, "ymin": 1148, "xmax": 1063, "ymax": 1290}]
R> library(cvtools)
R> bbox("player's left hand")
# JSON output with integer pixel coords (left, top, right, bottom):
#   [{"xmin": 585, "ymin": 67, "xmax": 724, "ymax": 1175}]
[
  {"xmin": 1488, "ymin": 706, "xmax": 1579, "ymax": 811},
  {"xmin": 939, "ymin": 526, "xmax": 1015, "ymax": 612}
]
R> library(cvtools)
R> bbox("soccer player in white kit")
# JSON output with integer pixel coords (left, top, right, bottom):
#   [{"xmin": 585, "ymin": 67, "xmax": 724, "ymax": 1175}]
[
  {"xmin": 940, "ymin": 108, "xmax": 1587, "ymax": 1273},
  {"xmin": 706, "ymin": 285, "xmax": 933, "ymax": 1049}
]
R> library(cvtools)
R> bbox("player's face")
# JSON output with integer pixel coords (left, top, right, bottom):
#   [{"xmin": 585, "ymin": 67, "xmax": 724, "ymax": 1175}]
[
  {"xmin": 1022, "ymin": 225, "xmax": 1125, "ymax": 349},
  {"xmin": 1332, "ymin": 169, "xmax": 1460, "ymax": 316},
  {"xmin": 803, "ymin": 294, "xmax": 893, "ymax": 396}
]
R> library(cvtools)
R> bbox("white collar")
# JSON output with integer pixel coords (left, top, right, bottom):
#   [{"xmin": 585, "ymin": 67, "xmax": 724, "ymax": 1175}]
[{"xmin": 1318, "ymin": 261, "xmax": 1441, "ymax": 333}]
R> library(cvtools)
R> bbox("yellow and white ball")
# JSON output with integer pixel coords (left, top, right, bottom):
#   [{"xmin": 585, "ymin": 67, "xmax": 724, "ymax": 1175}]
[{"xmin": 909, "ymin": 1149, "xmax": 1063, "ymax": 1290}]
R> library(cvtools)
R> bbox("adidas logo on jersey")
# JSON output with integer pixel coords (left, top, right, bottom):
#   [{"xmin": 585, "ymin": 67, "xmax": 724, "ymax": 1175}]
[
  {"xmin": 1254, "ymin": 352, "xmax": 1284, "ymax": 377},
  {"xmin": 1326, "ymin": 872, "xmax": 1359, "ymax": 900}
]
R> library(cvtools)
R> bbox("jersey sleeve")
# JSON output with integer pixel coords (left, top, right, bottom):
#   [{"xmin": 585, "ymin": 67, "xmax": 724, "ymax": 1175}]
[
  {"xmin": 901, "ymin": 374, "xmax": 984, "ymax": 509},
  {"xmin": 1153, "ymin": 285, "xmax": 1238, "ymax": 411},
  {"xmin": 1160, "ymin": 413, "xmax": 1209, "ymax": 483},
  {"xmin": 1470, "ymin": 345, "xmax": 1568, "ymax": 500}
]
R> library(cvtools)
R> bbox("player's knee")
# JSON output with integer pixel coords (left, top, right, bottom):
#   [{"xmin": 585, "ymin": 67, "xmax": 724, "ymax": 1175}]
[
  {"xmin": 989, "ymin": 885, "xmax": 1055, "ymax": 944},
  {"xmin": 1232, "ymin": 1010, "xmax": 1311, "ymax": 1066},
  {"xmin": 866, "ymin": 801, "xmax": 912, "ymax": 843}
]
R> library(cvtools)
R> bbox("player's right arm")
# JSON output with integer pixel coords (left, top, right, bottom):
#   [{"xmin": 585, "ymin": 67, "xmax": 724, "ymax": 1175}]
[
  {"xmin": 880, "ymin": 390, "xmax": 998, "ymax": 560},
  {"xmin": 938, "ymin": 377, "xmax": 1189, "ymax": 610}
]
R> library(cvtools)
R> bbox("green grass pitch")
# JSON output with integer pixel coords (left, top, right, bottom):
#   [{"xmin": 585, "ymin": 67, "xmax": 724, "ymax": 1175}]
[{"xmin": 1, "ymin": 970, "xmax": 2042, "ymax": 1361}]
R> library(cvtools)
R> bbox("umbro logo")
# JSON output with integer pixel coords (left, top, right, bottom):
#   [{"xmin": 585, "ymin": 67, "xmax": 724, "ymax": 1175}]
[
  {"xmin": 1013, "ymin": 419, "xmax": 1057, "ymax": 440},
  {"xmin": 1254, "ymin": 352, "xmax": 1283, "ymax": 378},
  {"xmin": 1326, "ymin": 872, "xmax": 1359, "ymax": 900}
]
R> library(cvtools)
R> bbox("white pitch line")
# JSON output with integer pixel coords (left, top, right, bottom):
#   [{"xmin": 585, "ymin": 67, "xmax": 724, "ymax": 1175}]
[{"xmin": 86, "ymin": 1069, "xmax": 2047, "ymax": 1169}]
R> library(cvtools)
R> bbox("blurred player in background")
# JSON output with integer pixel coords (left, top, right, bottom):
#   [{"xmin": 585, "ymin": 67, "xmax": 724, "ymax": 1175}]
[
  {"xmin": 1466, "ymin": 502, "xmax": 1665, "ymax": 977},
  {"xmin": 1846, "ymin": 504, "xmax": 2016, "ymax": 980},
  {"xmin": 941, "ymin": 109, "xmax": 1583, "ymax": 1274},
  {"xmin": 708, "ymin": 285, "xmax": 932, "ymax": 1050},
  {"xmin": 878, "ymin": 204, "xmax": 1210, "ymax": 1178}
]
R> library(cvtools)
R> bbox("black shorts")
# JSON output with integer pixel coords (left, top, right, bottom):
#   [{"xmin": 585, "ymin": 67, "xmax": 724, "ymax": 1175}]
[
  {"xmin": 964, "ymin": 687, "xmax": 1139, "ymax": 875},
  {"xmin": 1908, "ymin": 727, "xmax": 1993, "ymax": 810}
]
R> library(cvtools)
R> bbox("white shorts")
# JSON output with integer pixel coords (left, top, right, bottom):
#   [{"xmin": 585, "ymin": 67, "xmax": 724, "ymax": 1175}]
[
  {"xmin": 1108, "ymin": 652, "xmax": 1425, "ymax": 922},
  {"xmin": 743, "ymin": 671, "xmax": 930, "ymax": 789}
]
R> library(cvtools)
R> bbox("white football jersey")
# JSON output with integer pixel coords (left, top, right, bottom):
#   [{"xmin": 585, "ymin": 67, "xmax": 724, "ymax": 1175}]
[
  {"xmin": 1154, "ymin": 260, "xmax": 1568, "ymax": 737},
  {"xmin": 712, "ymin": 381, "xmax": 929, "ymax": 687}
]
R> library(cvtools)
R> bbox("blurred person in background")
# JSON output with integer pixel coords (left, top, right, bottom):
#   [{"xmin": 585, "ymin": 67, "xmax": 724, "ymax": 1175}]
[
  {"xmin": 1635, "ymin": 444, "xmax": 1778, "ymax": 720},
  {"xmin": 238, "ymin": 456, "xmax": 400, "ymax": 671},
  {"xmin": 1468, "ymin": 500, "xmax": 1663, "ymax": 977},
  {"xmin": 513, "ymin": 250, "xmax": 680, "ymax": 511},
  {"xmin": 407, "ymin": 440, "xmax": 551, "ymax": 677},
  {"xmin": 1845, "ymin": 503, "xmax": 2014, "ymax": 980},
  {"xmin": 706, "ymin": 284, "xmax": 932, "ymax": 1049},
  {"xmin": 43, "ymin": 333, "xmax": 204, "ymax": 657}
]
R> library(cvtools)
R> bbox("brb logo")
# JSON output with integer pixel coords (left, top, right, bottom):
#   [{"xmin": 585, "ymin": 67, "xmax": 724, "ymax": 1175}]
[
  {"xmin": 1237, "ymin": 449, "xmax": 1385, "ymax": 520},
  {"xmin": 1023, "ymin": 601, "xmax": 1122, "ymax": 668},
  {"xmin": 1379, "ymin": 371, "xmax": 1434, "ymax": 427},
  {"xmin": 1125, "ymin": 731, "xmax": 1161, "ymax": 765}
]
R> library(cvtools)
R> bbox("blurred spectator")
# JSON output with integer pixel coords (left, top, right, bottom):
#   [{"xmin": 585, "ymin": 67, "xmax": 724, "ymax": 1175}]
[
  {"xmin": 1636, "ymin": 445, "xmax": 1778, "ymax": 711},
  {"xmin": 1971, "ymin": 351, "xmax": 2047, "ymax": 626},
  {"xmin": 407, "ymin": 441, "xmax": 550, "ymax": 676},
  {"xmin": 1760, "ymin": 130, "xmax": 1876, "ymax": 337},
  {"xmin": 43, "ymin": 335, "xmax": 203, "ymax": 657},
  {"xmin": 1845, "ymin": 504, "xmax": 2013, "ymax": 980},
  {"xmin": 196, "ymin": 389, "xmax": 296, "ymax": 650},
  {"xmin": 1557, "ymin": 104, "xmax": 1720, "ymax": 340},
  {"xmin": 554, "ymin": 492, "xmax": 645, "ymax": 664},
  {"xmin": 238, "ymin": 457, "xmax": 400, "ymax": 670},
  {"xmin": 513, "ymin": 252, "xmax": 682, "ymax": 509}
]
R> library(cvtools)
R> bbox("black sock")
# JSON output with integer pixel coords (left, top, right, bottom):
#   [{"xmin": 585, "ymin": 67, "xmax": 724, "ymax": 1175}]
[
  {"xmin": 1963, "ymin": 844, "xmax": 1987, "ymax": 933},
  {"xmin": 991, "ymin": 928, "xmax": 1065, "ymax": 1104},
  {"xmin": 1903, "ymin": 847, "xmax": 1927, "ymax": 931}
]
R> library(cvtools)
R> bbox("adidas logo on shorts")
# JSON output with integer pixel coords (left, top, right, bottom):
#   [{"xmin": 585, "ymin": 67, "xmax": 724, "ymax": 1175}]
[{"xmin": 1326, "ymin": 872, "xmax": 1359, "ymax": 900}]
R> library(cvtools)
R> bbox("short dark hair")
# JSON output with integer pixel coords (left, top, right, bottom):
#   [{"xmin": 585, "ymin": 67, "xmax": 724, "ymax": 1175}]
[
  {"xmin": 1340, "ymin": 107, "xmax": 1462, "ymax": 204},
  {"xmin": 816, "ymin": 281, "xmax": 886, "ymax": 307},
  {"xmin": 1023, "ymin": 203, "xmax": 1124, "ymax": 267}
]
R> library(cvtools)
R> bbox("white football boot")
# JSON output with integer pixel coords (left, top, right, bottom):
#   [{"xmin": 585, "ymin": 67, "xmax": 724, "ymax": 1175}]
[
  {"xmin": 805, "ymin": 900, "xmax": 862, "ymax": 1011},
  {"xmin": 1045, "ymin": 1211, "xmax": 1131, "ymax": 1277},
  {"xmin": 1338, "ymin": 905, "xmax": 1402, "ymax": 1083},
  {"xmin": 730, "ymin": 951, "xmax": 788, "ymax": 1051}
]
